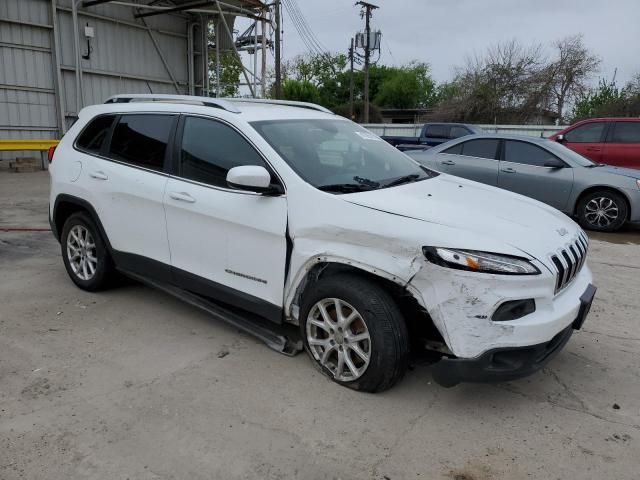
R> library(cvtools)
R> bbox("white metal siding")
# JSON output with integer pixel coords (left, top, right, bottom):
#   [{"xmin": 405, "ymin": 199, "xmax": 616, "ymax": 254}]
[
  {"xmin": 0, "ymin": 0, "xmax": 57, "ymax": 160},
  {"xmin": 1, "ymin": 0, "xmax": 192, "ymax": 161}
]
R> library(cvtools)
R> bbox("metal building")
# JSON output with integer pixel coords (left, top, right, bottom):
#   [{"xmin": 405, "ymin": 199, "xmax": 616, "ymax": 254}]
[{"xmin": 0, "ymin": 0, "xmax": 270, "ymax": 162}]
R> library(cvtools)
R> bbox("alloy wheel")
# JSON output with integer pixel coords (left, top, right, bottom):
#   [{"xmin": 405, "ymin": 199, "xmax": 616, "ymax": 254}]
[
  {"xmin": 66, "ymin": 225, "xmax": 98, "ymax": 281},
  {"xmin": 306, "ymin": 298, "xmax": 371, "ymax": 382},
  {"xmin": 585, "ymin": 196, "xmax": 619, "ymax": 228}
]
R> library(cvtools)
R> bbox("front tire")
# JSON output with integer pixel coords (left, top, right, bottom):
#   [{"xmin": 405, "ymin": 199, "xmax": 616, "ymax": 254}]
[
  {"xmin": 300, "ymin": 274, "xmax": 409, "ymax": 392},
  {"xmin": 60, "ymin": 212, "xmax": 114, "ymax": 291},
  {"xmin": 577, "ymin": 190, "xmax": 627, "ymax": 232}
]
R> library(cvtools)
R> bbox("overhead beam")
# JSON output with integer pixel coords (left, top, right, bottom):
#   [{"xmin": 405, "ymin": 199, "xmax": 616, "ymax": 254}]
[
  {"xmin": 127, "ymin": 0, "xmax": 266, "ymax": 21},
  {"xmin": 134, "ymin": 1, "xmax": 214, "ymax": 18},
  {"xmin": 82, "ymin": 0, "xmax": 115, "ymax": 7},
  {"xmin": 56, "ymin": 6, "xmax": 187, "ymax": 38}
]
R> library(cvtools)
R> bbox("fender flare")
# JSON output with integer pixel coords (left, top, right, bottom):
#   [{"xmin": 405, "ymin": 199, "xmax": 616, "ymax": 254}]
[
  {"xmin": 51, "ymin": 194, "xmax": 113, "ymax": 252},
  {"xmin": 283, "ymin": 253, "xmax": 426, "ymax": 320}
]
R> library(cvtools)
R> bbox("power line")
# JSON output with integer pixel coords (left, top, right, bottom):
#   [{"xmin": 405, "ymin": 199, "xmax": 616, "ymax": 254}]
[
  {"xmin": 284, "ymin": 1, "xmax": 320, "ymax": 56},
  {"xmin": 289, "ymin": 0, "xmax": 327, "ymax": 54},
  {"xmin": 281, "ymin": 0, "xmax": 315, "ymax": 55},
  {"xmin": 282, "ymin": 0, "xmax": 328, "ymax": 58},
  {"xmin": 285, "ymin": 0, "xmax": 327, "ymax": 55}
]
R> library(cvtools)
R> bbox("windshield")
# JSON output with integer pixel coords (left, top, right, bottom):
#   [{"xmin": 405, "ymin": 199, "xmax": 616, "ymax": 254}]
[
  {"xmin": 543, "ymin": 139, "xmax": 596, "ymax": 167},
  {"xmin": 251, "ymin": 119, "xmax": 436, "ymax": 193}
]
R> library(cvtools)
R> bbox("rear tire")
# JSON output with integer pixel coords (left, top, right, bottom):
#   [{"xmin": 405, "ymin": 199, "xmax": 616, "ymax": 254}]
[
  {"xmin": 60, "ymin": 212, "xmax": 114, "ymax": 291},
  {"xmin": 576, "ymin": 190, "xmax": 627, "ymax": 232},
  {"xmin": 300, "ymin": 273, "xmax": 409, "ymax": 392}
]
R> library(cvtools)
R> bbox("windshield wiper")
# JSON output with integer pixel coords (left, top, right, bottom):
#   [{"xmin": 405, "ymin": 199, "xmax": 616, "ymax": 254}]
[
  {"xmin": 383, "ymin": 173, "xmax": 422, "ymax": 188},
  {"xmin": 586, "ymin": 163, "xmax": 607, "ymax": 168},
  {"xmin": 317, "ymin": 183, "xmax": 376, "ymax": 193},
  {"xmin": 353, "ymin": 176, "xmax": 380, "ymax": 188}
]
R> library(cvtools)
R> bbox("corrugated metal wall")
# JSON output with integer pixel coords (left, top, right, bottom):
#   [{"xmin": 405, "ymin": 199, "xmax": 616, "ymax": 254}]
[
  {"xmin": 0, "ymin": 0, "xmax": 201, "ymax": 161},
  {"xmin": 0, "ymin": 0, "xmax": 58, "ymax": 161}
]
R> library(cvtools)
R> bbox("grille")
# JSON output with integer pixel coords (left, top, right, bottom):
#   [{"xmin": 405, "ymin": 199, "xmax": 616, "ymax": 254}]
[{"xmin": 550, "ymin": 232, "xmax": 588, "ymax": 293}]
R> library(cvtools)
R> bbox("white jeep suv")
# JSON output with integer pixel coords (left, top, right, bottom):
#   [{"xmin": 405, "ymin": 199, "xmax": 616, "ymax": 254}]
[{"xmin": 49, "ymin": 94, "xmax": 596, "ymax": 392}]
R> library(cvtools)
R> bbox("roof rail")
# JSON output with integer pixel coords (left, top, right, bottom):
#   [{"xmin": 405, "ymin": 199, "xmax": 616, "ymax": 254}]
[
  {"xmin": 226, "ymin": 98, "xmax": 334, "ymax": 114},
  {"xmin": 104, "ymin": 94, "xmax": 241, "ymax": 114}
]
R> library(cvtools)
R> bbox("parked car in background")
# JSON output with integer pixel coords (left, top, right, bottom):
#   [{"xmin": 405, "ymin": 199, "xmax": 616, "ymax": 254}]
[
  {"xmin": 381, "ymin": 123, "xmax": 483, "ymax": 150},
  {"xmin": 49, "ymin": 94, "xmax": 595, "ymax": 392},
  {"xmin": 549, "ymin": 118, "xmax": 640, "ymax": 169},
  {"xmin": 408, "ymin": 134, "xmax": 640, "ymax": 232}
]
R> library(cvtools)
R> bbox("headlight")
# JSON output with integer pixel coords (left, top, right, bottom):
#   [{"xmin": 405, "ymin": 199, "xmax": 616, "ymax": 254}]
[
  {"xmin": 423, "ymin": 247, "xmax": 540, "ymax": 275},
  {"xmin": 636, "ymin": 179, "xmax": 640, "ymax": 190}
]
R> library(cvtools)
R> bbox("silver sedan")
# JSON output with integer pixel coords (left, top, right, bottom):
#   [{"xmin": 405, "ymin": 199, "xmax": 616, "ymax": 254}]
[{"xmin": 408, "ymin": 134, "xmax": 640, "ymax": 232}]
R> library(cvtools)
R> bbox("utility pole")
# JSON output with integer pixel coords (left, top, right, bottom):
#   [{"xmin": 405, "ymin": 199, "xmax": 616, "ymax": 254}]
[
  {"xmin": 357, "ymin": 1, "xmax": 378, "ymax": 123},
  {"xmin": 349, "ymin": 37, "xmax": 354, "ymax": 120},
  {"xmin": 274, "ymin": 0, "xmax": 282, "ymax": 99},
  {"xmin": 261, "ymin": 16, "xmax": 267, "ymax": 97}
]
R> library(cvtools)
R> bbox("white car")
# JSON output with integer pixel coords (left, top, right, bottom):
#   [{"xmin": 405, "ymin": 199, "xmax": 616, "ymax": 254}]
[{"xmin": 49, "ymin": 94, "xmax": 596, "ymax": 392}]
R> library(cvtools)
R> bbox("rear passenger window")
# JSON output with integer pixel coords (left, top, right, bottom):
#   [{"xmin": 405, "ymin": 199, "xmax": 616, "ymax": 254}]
[
  {"xmin": 461, "ymin": 139, "xmax": 499, "ymax": 159},
  {"xmin": 425, "ymin": 125, "xmax": 449, "ymax": 138},
  {"xmin": 504, "ymin": 140, "xmax": 558, "ymax": 167},
  {"xmin": 76, "ymin": 115, "xmax": 115, "ymax": 154},
  {"xmin": 610, "ymin": 122, "xmax": 640, "ymax": 143},
  {"xmin": 108, "ymin": 114, "xmax": 174, "ymax": 171},
  {"xmin": 179, "ymin": 116, "xmax": 267, "ymax": 188},
  {"xmin": 449, "ymin": 126, "xmax": 469, "ymax": 139},
  {"xmin": 442, "ymin": 143, "xmax": 463, "ymax": 155}
]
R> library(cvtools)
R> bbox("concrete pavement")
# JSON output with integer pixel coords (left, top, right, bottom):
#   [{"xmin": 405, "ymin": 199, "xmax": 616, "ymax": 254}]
[{"xmin": 1, "ymin": 171, "xmax": 639, "ymax": 479}]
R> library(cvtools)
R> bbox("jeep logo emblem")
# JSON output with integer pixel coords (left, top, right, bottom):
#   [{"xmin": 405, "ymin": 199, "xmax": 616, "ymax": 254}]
[{"xmin": 557, "ymin": 228, "xmax": 568, "ymax": 236}]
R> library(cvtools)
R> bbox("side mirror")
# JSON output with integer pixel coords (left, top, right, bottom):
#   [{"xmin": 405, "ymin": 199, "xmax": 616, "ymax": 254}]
[
  {"xmin": 226, "ymin": 165, "xmax": 281, "ymax": 194},
  {"xmin": 555, "ymin": 134, "xmax": 565, "ymax": 142},
  {"xmin": 544, "ymin": 158, "xmax": 566, "ymax": 168}
]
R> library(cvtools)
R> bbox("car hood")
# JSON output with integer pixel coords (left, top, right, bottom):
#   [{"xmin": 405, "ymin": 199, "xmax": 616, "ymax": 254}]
[
  {"xmin": 589, "ymin": 165, "xmax": 640, "ymax": 179},
  {"xmin": 343, "ymin": 174, "xmax": 581, "ymax": 261}
]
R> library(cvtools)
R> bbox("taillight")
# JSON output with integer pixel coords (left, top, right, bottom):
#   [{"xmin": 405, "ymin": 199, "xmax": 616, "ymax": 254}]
[{"xmin": 48, "ymin": 145, "xmax": 56, "ymax": 163}]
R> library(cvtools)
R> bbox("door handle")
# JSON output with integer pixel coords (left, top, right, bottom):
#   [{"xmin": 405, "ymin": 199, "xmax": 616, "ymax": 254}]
[
  {"xmin": 501, "ymin": 168, "xmax": 516, "ymax": 173},
  {"xmin": 89, "ymin": 171, "xmax": 108, "ymax": 180},
  {"xmin": 586, "ymin": 147, "xmax": 601, "ymax": 152},
  {"xmin": 441, "ymin": 160, "xmax": 456, "ymax": 166},
  {"xmin": 169, "ymin": 191, "xmax": 196, "ymax": 203}
]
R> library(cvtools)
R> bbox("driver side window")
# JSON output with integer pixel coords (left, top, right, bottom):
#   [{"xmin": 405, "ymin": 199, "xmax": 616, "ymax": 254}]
[
  {"xmin": 564, "ymin": 122, "xmax": 606, "ymax": 143},
  {"xmin": 179, "ymin": 116, "xmax": 268, "ymax": 188}
]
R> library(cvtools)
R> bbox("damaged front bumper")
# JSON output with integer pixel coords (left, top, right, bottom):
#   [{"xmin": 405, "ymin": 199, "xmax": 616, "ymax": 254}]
[
  {"xmin": 410, "ymin": 258, "xmax": 594, "ymax": 359},
  {"xmin": 430, "ymin": 283, "xmax": 597, "ymax": 387}
]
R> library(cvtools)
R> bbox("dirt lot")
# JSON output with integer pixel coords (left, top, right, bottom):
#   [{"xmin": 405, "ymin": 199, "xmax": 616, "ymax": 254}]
[{"xmin": 1, "ymin": 170, "xmax": 639, "ymax": 480}]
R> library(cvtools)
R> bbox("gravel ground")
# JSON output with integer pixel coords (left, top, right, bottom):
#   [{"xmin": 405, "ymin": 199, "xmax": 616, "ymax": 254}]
[{"xmin": 1, "ymin": 171, "xmax": 639, "ymax": 479}]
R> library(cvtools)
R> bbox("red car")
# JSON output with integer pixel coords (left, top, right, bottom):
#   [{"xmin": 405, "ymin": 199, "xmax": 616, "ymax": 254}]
[{"xmin": 549, "ymin": 118, "xmax": 640, "ymax": 169}]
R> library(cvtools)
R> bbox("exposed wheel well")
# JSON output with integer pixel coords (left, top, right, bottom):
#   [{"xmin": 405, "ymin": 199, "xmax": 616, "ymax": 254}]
[
  {"xmin": 53, "ymin": 201, "xmax": 88, "ymax": 241},
  {"xmin": 52, "ymin": 196, "xmax": 111, "ymax": 251},
  {"xmin": 293, "ymin": 262, "xmax": 444, "ymax": 347},
  {"xmin": 574, "ymin": 186, "xmax": 631, "ymax": 220}
]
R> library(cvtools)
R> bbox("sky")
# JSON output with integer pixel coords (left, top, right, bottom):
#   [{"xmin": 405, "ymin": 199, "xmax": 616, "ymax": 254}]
[{"xmin": 263, "ymin": 0, "xmax": 640, "ymax": 87}]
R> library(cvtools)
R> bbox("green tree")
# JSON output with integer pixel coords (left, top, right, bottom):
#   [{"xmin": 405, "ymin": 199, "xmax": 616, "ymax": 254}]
[
  {"xmin": 572, "ymin": 77, "xmax": 640, "ymax": 121},
  {"xmin": 209, "ymin": 51, "xmax": 243, "ymax": 97},
  {"xmin": 374, "ymin": 62, "xmax": 436, "ymax": 108},
  {"xmin": 281, "ymin": 53, "xmax": 349, "ymax": 108},
  {"xmin": 433, "ymin": 81, "xmax": 459, "ymax": 104},
  {"xmin": 275, "ymin": 53, "xmax": 437, "ymax": 112},
  {"xmin": 280, "ymin": 79, "xmax": 320, "ymax": 103}
]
